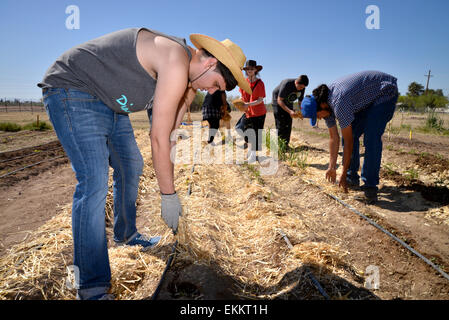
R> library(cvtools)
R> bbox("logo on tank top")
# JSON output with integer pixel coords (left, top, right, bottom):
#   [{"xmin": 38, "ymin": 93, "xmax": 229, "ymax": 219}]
[
  {"xmin": 116, "ymin": 94, "xmax": 134, "ymax": 113},
  {"xmin": 287, "ymin": 92, "xmax": 299, "ymax": 104}
]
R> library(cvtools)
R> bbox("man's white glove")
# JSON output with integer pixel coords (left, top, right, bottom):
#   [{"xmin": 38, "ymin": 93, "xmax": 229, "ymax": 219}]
[{"xmin": 161, "ymin": 192, "xmax": 182, "ymax": 234}]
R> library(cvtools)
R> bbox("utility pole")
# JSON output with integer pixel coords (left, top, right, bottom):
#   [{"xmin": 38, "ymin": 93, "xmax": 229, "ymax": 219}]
[{"xmin": 424, "ymin": 70, "xmax": 433, "ymax": 95}]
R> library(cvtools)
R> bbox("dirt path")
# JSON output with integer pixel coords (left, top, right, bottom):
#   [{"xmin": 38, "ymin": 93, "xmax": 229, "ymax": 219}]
[
  {"xmin": 263, "ymin": 164, "xmax": 448, "ymax": 299},
  {"xmin": 290, "ymin": 125, "xmax": 449, "ymax": 273},
  {"xmin": 149, "ymin": 126, "xmax": 449, "ymax": 300},
  {"xmin": 0, "ymin": 163, "xmax": 75, "ymax": 257},
  {"xmin": 0, "ymin": 130, "xmax": 57, "ymax": 153},
  {"xmin": 1, "ymin": 126, "xmax": 448, "ymax": 300}
]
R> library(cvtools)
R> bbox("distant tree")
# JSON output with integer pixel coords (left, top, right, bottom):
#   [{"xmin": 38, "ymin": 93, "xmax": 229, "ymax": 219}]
[
  {"xmin": 426, "ymin": 89, "xmax": 444, "ymax": 96},
  {"xmin": 416, "ymin": 94, "xmax": 449, "ymax": 110},
  {"xmin": 398, "ymin": 95, "xmax": 418, "ymax": 111},
  {"xmin": 399, "ymin": 93, "xmax": 448, "ymax": 111},
  {"xmin": 407, "ymin": 82, "xmax": 425, "ymax": 97}
]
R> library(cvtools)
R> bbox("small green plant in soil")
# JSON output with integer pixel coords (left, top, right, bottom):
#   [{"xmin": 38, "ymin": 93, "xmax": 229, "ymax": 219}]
[
  {"xmin": 416, "ymin": 112, "xmax": 449, "ymax": 135},
  {"xmin": 382, "ymin": 162, "xmax": 397, "ymax": 176},
  {"xmin": 404, "ymin": 168, "xmax": 419, "ymax": 181}
]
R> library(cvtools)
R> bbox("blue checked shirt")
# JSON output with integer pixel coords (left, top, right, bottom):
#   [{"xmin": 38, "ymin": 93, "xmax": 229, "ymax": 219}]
[{"xmin": 324, "ymin": 71, "xmax": 398, "ymax": 129}]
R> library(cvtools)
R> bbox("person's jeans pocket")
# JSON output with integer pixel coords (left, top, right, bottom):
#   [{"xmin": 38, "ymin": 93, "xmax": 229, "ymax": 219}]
[
  {"xmin": 42, "ymin": 87, "xmax": 62, "ymax": 100},
  {"xmin": 42, "ymin": 88, "xmax": 75, "ymax": 133}
]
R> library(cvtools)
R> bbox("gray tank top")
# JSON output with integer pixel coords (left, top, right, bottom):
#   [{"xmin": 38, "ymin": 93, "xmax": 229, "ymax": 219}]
[{"xmin": 38, "ymin": 28, "xmax": 192, "ymax": 114}]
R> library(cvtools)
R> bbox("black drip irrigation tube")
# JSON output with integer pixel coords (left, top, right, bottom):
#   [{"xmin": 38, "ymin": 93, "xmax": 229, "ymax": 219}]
[
  {"xmin": 278, "ymin": 229, "xmax": 331, "ymax": 300},
  {"xmin": 0, "ymin": 155, "xmax": 66, "ymax": 179},
  {"xmin": 304, "ymin": 178, "xmax": 449, "ymax": 283},
  {"xmin": 150, "ymin": 164, "xmax": 196, "ymax": 300},
  {"xmin": 0, "ymin": 145, "xmax": 64, "ymax": 164},
  {"xmin": 150, "ymin": 239, "xmax": 178, "ymax": 300}
]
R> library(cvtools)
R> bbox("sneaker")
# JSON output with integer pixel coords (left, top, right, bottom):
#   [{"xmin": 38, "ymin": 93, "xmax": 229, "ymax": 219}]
[
  {"xmin": 247, "ymin": 150, "xmax": 257, "ymax": 164},
  {"xmin": 356, "ymin": 186, "xmax": 378, "ymax": 204},
  {"xmin": 81, "ymin": 293, "xmax": 115, "ymax": 300},
  {"xmin": 76, "ymin": 287, "xmax": 113, "ymax": 300},
  {"xmin": 97, "ymin": 293, "xmax": 115, "ymax": 300},
  {"xmin": 346, "ymin": 177, "xmax": 360, "ymax": 190},
  {"xmin": 118, "ymin": 233, "xmax": 161, "ymax": 252}
]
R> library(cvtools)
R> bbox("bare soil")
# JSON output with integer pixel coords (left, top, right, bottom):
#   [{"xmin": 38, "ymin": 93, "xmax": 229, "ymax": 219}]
[{"xmin": 1, "ymin": 111, "xmax": 449, "ymax": 299}]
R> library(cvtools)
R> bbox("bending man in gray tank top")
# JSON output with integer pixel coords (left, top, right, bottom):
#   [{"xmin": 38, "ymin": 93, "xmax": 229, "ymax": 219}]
[{"xmin": 38, "ymin": 28, "xmax": 251, "ymax": 300}]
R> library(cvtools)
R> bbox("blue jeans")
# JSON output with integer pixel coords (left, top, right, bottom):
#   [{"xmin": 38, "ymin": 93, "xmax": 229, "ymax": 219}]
[
  {"xmin": 43, "ymin": 88, "xmax": 143, "ymax": 291},
  {"xmin": 343, "ymin": 95, "xmax": 398, "ymax": 188}
]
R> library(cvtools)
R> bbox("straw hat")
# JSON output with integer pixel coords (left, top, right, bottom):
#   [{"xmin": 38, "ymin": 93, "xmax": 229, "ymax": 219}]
[
  {"xmin": 190, "ymin": 34, "xmax": 252, "ymax": 94},
  {"xmin": 232, "ymin": 98, "xmax": 246, "ymax": 112}
]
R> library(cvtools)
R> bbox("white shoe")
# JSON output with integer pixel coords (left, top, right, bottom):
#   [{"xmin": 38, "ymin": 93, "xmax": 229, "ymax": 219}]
[{"xmin": 247, "ymin": 150, "xmax": 257, "ymax": 164}]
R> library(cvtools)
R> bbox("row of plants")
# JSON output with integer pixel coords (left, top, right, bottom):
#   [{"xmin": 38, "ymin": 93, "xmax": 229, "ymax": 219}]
[
  {"xmin": 0, "ymin": 121, "xmax": 52, "ymax": 132},
  {"xmin": 387, "ymin": 112, "xmax": 449, "ymax": 136}
]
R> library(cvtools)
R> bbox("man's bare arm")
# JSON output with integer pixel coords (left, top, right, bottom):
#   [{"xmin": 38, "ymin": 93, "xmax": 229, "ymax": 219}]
[
  {"xmin": 150, "ymin": 50, "xmax": 189, "ymax": 194},
  {"xmin": 277, "ymin": 97, "xmax": 295, "ymax": 116},
  {"xmin": 246, "ymin": 97, "xmax": 264, "ymax": 106},
  {"xmin": 325, "ymin": 125, "xmax": 340, "ymax": 183}
]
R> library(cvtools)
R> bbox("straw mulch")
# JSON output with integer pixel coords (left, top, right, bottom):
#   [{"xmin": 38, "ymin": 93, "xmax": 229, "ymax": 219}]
[{"xmin": 0, "ymin": 128, "xmax": 362, "ymax": 300}]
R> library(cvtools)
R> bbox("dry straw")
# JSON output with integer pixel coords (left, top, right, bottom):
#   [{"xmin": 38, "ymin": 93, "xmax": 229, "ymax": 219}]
[{"xmin": 1, "ymin": 128, "xmax": 363, "ymax": 300}]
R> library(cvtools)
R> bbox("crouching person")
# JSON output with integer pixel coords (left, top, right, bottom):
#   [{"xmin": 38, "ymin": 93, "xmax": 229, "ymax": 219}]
[
  {"xmin": 300, "ymin": 70, "xmax": 398, "ymax": 204},
  {"xmin": 38, "ymin": 27, "xmax": 251, "ymax": 299}
]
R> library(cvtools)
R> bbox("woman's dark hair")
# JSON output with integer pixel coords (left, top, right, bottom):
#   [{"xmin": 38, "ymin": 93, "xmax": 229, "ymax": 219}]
[
  {"xmin": 202, "ymin": 49, "xmax": 238, "ymax": 91},
  {"xmin": 313, "ymin": 84, "xmax": 330, "ymax": 109}
]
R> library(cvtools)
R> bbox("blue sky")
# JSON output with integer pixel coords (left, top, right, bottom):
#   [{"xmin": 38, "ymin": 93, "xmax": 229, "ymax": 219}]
[{"xmin": 1, "ymin": 0, "xmax": 448, "ymax": 101}]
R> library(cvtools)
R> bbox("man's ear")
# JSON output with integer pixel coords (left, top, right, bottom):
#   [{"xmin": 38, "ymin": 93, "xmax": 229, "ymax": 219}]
[{"xmin": 204, "ymin": 57, "xmax": 217, "ymax": 69}]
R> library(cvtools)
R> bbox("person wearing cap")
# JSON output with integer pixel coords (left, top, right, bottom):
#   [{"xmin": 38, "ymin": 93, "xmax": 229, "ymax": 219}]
[
  {"xmin": 237, "ymin": 60, "xmax": 267, "ymax": 163},
  {"xmin": 37, "ymin": 27, "xmax": 250, "ymax": 300},
  {"xmin": 300, "ymin": 71, "xmax": 399, "ymax": 204},
  {"xmin": 272, "ymin": 75, "xmax": 309, "ymax": 146}
]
